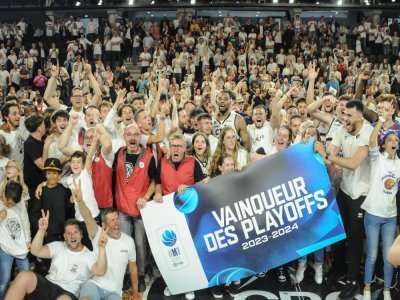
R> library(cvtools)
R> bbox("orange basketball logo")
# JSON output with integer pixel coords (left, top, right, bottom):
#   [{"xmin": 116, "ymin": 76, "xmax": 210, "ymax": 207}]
[{"xmin": 384, "ymin": 178, "xmax": 396, "ymax": 190}]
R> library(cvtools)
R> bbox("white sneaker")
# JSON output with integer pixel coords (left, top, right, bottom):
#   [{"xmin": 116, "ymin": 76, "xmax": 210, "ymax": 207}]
[
  {"xmin": 363, "ymin": 290, "xmax": 371, "ymax": 300},
  {"xmin": 164, "ymin": 287, "xmax": 172, "ymax": 297},
  {"xmin": 313, "ymin": 264, "xmax": 323, "ymax": 284},
  {"xmin": 296, "ymin": 262, "xmax": 307, "ymax": 283},
  {"xmin": 383, "ymin": 290, "xmax": 392, "ymax": 300},
  {"xmin": 185, "ymin": 291, "xmax": 195, "ymax": 300}
]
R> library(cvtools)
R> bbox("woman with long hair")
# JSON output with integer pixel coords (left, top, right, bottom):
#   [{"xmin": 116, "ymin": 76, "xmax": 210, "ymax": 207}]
[
  {"xmin": 209, "ymin": 126, "xmax": 248, "ymax": 177},
  {"xmin": 187, "ymin": 132, "xmax": 211, "ymax": 178},
  {"xmin": 0, "ymin": 160, "xmax": 30, "ymax": 204}
]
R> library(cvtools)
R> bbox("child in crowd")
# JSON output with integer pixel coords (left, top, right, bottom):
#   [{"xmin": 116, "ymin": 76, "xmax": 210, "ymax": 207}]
[
  {"xmin": 41, "ymin": 158, "xmax": 73, "ymax": 243},
  {"xmin": 0, "ymin": 181, "xmax": 31, "ymax": 299}
]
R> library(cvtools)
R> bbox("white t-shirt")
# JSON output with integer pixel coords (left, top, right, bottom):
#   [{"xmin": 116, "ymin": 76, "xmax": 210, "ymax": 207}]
[
  {"xmin": 0, "ymin": 70, "xmax": 10, "ymax": 86},
  {"xmin": 248, "ymin": 122, "xmax": 274, "ymax": 153},
  {"xmin": 332, "ymin": 124, "xmax": 373, "ymax": 199},
  {"xmin": 89, "ymin": 227, "xmax": 136, "ymax": 295},
  {"xmin": 46, "ymin": 242, "xmax": 97, "ymax": 297},
  {"xmin": 361, "ymin": 147, "xmax": 400, "ymax": 218},
  {"xmin": 66, "ymin": 168, "xmax": 100, "ymax": 221},
  {"xmin": 0, "ymin": 201, "xmax": 30, "ymax": 259}
]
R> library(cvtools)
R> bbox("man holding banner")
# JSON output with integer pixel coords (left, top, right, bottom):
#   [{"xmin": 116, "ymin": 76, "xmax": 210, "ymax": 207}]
[
  {"xmin": 142, "ymin": 134, "xmax": 346, "ymax": 297},
  {"xmin": 315, "ymin": 99, "xmax": 373, "ymax": 300},
  {"xmin": 154, "ymin": 133, "xmax": 205, "ymax": 300}
]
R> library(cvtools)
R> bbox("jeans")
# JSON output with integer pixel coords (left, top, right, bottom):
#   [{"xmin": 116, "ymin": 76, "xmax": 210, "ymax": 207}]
[
  {"xmin": 0, "ymin": 248, "xmax": 29, "ymax": 299},
  {"xmin": 298, "ymin": 248, "xmax": 324, "ymax": 265},
  {"xmin": 364, "ymin": 212, "xmax": 397, "ymax": 288},
  {"xmin": 119, "ymin": 211, "xmax": 147, "ymax": 277},
  {"xmin": 80, "ymin": 281, "xmax": 120, "ymax": 300}
]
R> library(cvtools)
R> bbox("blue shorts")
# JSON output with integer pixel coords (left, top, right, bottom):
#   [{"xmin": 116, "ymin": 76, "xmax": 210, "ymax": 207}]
[{"xmin": 79, "ymin": 281, "xmax": 120, "ymax": 300}]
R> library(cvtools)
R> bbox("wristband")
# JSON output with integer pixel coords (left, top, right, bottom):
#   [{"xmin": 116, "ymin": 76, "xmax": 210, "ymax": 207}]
[{"xmin": 379, "ymin": 116, "xmax": 387, "ymax": 123}]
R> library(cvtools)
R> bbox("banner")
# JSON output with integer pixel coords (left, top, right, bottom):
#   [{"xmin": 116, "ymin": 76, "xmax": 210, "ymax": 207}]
[{"xmin": 141, "ymin": 141, "xmax": 346, "ymax": 295}]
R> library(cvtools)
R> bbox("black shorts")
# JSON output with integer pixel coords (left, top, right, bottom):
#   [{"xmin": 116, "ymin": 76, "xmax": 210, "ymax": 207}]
[{"xmin": 26, "ymin": 273, "xmax": 78, "ymax": 300}]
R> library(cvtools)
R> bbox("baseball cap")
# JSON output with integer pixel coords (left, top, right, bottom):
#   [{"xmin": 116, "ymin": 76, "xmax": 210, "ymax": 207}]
[
  {"xmin": 43, "ymin": 158, "xmax": 62, "ymax": 173},
  {"xmin": 381, "ymin": 130, "xmax": 399, "ymax": 146}
]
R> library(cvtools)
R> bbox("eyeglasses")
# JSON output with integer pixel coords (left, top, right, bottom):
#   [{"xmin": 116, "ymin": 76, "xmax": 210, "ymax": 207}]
[
  {"xmin": 170, "ymin": 144, "xmax": 184, "ymax": 149},
  {"xmin": 386, "ymin": 138, "xmax": 399, "ymax": 143},
  {"xmin": 125, "ymin": 133, "xmax": 140, "ymax": 138}
]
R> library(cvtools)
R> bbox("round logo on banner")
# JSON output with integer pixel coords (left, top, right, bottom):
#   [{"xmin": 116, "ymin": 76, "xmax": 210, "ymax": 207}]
[
  {"xmin": 173, "ymin": 187, "xmax": 199, "ymax": 214},
  {"xmin": 139, "ymin": 162, "xmax": 145, "ymax": 168},
  {"xmin": 94, "ymin": 157, "xmax": 100, "ymax": 163}
]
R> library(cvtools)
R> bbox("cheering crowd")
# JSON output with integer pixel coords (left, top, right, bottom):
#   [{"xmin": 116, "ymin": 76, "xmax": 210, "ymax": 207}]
[{"xmin": 0, "ymin": 9, "xmax": 399, "ymax": 300}]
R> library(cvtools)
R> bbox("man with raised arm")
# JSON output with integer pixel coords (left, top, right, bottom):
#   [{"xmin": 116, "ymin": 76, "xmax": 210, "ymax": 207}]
[
  {"xmin": 5, "ymin": 210, "xmax": 108, "ymax": 300},
  {"xmin": 74, "ymin": 179, "xmax": 141, "ymax": 300}
]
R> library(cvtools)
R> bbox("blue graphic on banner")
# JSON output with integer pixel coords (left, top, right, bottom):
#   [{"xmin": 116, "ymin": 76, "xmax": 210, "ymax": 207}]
[
  {"xmin": 175, "ymin": 140, "xmax": 346, "ymax": 286},
  {"xmin": 162, "ymin": 230, "xmax": 177, "ymax": 247},
  {"xmin": 173, "ymin": 187, "xmax": 199, "ymax": 214}
]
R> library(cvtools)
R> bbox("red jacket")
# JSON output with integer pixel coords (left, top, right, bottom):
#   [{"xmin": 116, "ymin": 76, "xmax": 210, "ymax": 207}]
[
  {"xmin": 92, "ymin": 152, "xmax": 113, "ymax": 208},
  {"xmin": 160, "ymin": 155, "xmax": 195, "ymax": 195},
  {"xmin": 116, "ymin": 147, "xmax": 153, "ymax": 216}
]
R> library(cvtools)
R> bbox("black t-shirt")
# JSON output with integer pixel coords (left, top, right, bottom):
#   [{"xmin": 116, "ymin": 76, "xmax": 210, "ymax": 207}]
[
  {"xmin": 124, "ymin": 152, "xmax": 156, "ymax": 180},
  {"xmin": 23, "ymin": 135, "xmax": 45, "ymax": 190},
  {"xmin": 155, "ymin": 157, "xmax": 204, "ymax": 184},
  {"xmin": 41, "ymin": 184, "xmax": 72, "ymax": 237}
]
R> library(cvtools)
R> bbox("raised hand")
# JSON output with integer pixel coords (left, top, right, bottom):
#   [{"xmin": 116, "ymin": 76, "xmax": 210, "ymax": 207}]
[
  {"xmin": 381, "ymin": 102, "xmax": 393, "ymax": 121},
  {"xmin": 116, "ymin": 88, "xmax": 127, "ymax": 106},
  {"xmin": 51, "ymin": 65, "xmax": 60, "ymax": 78},
  {"xmin": 160, "ymin": 101, "xmax": 170, "ymax": 117},
  {"xmin": 358, "ymin": 68, "xmax": 371, "ymax": 81},
  {"xmin": 38, "ymin": 209, "xmax": 50, "ymax": 231},
  {"xmin": 70, "ymin": 112, "xmax": 80, "ymax": 125},
  {"xmin": 84, "ymin": 63, "xmax": 92, "ymax": 74},
  {"xmin": 72, "ymin": 179, "xmax": 83, "ymax": 203},
  {"xmin": 98, "ymin": 227, "xmax": 108, "ymax": 248},
  {"xmin": 307, "ymin": 61, "xmax": 320, "ymax": 81}
]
